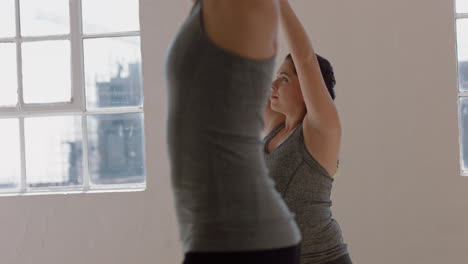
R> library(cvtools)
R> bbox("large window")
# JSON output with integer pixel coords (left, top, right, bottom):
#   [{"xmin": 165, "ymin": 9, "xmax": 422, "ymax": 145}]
[
  {"xmin": 0, "ymin": 0, "xmax": 146, "ymax": 195},
  {"xmin": 457, "ymin": 0, "xmax": 468, "ymax": 175}
]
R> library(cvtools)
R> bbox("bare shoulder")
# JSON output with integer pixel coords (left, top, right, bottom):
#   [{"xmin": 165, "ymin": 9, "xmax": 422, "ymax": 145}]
[{"xmin": 201, "ymin": 0, "xmax": 279, "ymax": 60}]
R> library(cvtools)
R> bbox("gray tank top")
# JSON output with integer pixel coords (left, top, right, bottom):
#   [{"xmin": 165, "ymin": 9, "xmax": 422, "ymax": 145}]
[
  {"xmin": 165, "ymin": 1, "xmax": 301, "ymax": 253},
  {"xmin": 264, "ymin": 122, "xmax": 350, "ymax": 263}
]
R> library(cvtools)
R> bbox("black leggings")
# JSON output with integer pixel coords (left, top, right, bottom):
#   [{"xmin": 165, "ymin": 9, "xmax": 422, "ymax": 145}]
[
  {"xmin": 183, "ymin": 243, "xmax": 301, "ymax": 264},
  {"xmin": 323, "ymin": 254, "xmax": 353, "ymax": 264}
]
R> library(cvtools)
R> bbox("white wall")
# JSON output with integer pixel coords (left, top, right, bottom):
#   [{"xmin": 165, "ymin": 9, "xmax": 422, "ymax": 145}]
[{"xmin": 1, "ymin": 0, "xmax": 466, "ymax": 263}]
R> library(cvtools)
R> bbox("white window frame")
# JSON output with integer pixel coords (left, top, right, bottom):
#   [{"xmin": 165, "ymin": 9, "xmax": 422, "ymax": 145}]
[{"xmin": 0, "ymin": 0, "xmax": 146, "ymax": 195}]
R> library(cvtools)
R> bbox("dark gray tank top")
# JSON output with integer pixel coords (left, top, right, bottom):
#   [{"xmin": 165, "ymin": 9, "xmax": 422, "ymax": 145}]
[
  {"xmin": 264, "ymin": 122, "xmax": 349, "ymax": 263},
  {"xmin": 165, "ymin": 1, "xmax": 301, "ymax": 252}
]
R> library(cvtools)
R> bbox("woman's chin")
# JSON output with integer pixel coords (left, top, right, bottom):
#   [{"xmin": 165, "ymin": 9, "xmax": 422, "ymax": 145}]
[{"xmin": 270, "ymin": 104, "xmax": 281, "ymax": 112}]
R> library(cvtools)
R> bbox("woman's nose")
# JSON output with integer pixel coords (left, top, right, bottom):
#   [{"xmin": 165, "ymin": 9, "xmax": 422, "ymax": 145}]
[
  {"xmin": 271, "ymin": 80, "xmax": 280, "ymax": 90},
  {"xmin": 270, "ymin": 86, "xmax": 278, "ymax": 94}
]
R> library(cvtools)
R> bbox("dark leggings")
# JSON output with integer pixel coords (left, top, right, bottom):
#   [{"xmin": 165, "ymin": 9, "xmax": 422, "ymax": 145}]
[
  {"xmin": 183, "ymin": 243, "xmax": 301, "ymax": 264},
  {"xmin": 323, "ymin": 254, "xmax": 353, "ymax": 264}
]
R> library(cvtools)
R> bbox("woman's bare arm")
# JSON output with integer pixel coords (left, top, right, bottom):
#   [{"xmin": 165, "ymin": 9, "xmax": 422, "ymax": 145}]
[
  {"xmin": 202, "ymin": 0, "xmax": 280, "ymax": 60},
  {"xmin": 280, "ymin": 0, "xmax": 341, "ymax": 176},
  {"xmin": 279, "ymin": 0, "xmax": 340, "ymax": 133}
]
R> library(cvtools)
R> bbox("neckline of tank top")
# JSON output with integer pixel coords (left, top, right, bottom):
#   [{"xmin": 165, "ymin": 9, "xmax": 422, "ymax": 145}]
[
  {"xmin": 264, "ymin": 122, "xmax": 302, "ymax": 155},
  {"xmin": 264, "ymin": 122, "xmax": 339, "ymax": 179}
]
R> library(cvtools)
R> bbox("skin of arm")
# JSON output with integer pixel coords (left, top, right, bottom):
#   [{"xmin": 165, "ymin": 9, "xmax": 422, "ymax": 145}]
[
  {"xmin": 279, "ymin": 0, "xmax": 341, "ymax": 135},
  {"xmin": 279, "ymin": 0, "xmax": 341, "ymax": 176}
]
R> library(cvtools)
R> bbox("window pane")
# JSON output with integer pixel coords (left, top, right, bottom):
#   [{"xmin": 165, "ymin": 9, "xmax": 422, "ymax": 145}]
[
  {"xmin": 82, "ymin": 0, "xmax": 139, "ymax": 34},
  {"xmin": 84, "ymin": 37, "xmax": 142, "ymax": 109},
  {"xmin": 25, "ymin": 116, "xmax": 83, "ymax": 188},
  {"xmin": 87, "ymin": 113, "xmax": 145, "ymax": 185},
  {"xmin": 0, "ymin": 0, "xmax": 15, "ymax": 38},
  {"xmin": 22, "ymin": 40, "xmax": 71, "ymax": 104},
  {"xmin": 0, "ymin": 43, "xmax": 17, "ymax": 106},
  {"xmin": 457, "ymin": 0, "xmax": 468, "ymax": 13},
  {"xmin": 20, "ymin": 0, "xmax": 69, "ymax": 36},
  {"xmin": 0, "ymin": 119, "xmax": 21, "ymax": 190},
  {"xmin": 460, "ymin": 98, "xmax": 468, "ymax": 171},
  {"xmin": 458, "ymin": 19, "xmax": 468, "ymax": 91}
]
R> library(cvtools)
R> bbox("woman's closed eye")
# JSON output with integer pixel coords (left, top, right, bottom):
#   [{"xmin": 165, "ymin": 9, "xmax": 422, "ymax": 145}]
[{"xmin": 276, "ymin": 74, "xmax": 288, "ymax": 82}]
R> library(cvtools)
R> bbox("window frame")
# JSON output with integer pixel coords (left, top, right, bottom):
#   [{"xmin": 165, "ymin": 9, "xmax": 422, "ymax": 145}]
[{"xmin": 0, "ymin": 0, "xmax": 146, "ymax": 195}]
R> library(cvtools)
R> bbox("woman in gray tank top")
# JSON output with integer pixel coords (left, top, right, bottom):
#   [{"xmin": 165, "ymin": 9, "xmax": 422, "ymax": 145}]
[
  {"xmin": 166, "ymin": 1, "xmax": 302, "ymax": 263},
  {"xmin": 262, "ymin": 1, "xmax": 352, "ymax": 263}
]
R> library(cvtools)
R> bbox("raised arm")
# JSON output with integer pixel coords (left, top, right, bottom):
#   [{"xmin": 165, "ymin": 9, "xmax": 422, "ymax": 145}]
[
  {"xmin": 202, "ymin": 0, "xmax": 280, "ymax": 60},
  {"xmin": 279, "ymin": 0, "xmax": 340, "ymax": 133}
]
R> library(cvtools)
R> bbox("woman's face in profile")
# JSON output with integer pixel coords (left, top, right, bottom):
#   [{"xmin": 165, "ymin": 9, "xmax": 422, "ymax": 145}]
[{"xmin": 270, "ymin": 59, "xmax": 304, "ymax": 113}]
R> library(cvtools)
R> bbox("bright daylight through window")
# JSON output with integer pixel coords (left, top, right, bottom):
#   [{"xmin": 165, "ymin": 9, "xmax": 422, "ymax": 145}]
[
  {"xmin": 456, "ymin": 0, "xmax": 468, "ymax": 175},
  {"xmin": 0, "ymin": 0, "xmax": 146, "ymax": 195}
]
